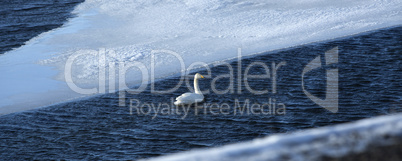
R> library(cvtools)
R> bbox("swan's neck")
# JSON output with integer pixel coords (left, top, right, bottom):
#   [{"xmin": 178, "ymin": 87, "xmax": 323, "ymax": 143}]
[{"xmin": 194, "ymin": 78, "xmax": 202, "ymax": 94}]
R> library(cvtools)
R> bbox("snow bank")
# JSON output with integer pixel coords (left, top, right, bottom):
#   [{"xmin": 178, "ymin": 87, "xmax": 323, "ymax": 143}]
[{"xmin": 146, "ymin": 113, "xmax": 402, "ymax": 161}]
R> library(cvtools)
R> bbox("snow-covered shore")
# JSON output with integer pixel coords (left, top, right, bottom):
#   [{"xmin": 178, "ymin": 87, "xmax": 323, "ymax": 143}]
[{"xmin": 147, "ymin": 113, "xmax": 402, "ymax": 161}]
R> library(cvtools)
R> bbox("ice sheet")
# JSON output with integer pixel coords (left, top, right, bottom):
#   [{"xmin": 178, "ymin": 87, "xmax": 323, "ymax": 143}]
[{"xmin": 0, "ymin": 0, "xmax": 401, "ymax": 114}]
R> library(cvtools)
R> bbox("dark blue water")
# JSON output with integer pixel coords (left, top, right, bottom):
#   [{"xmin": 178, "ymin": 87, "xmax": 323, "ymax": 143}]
[
  {"xmin": 0, "ymin": 0, "xmax": 84, "ymax": 54},
  {"xmin": 0, "ymin": 26, "xmax": 401, "ymax": 160}
]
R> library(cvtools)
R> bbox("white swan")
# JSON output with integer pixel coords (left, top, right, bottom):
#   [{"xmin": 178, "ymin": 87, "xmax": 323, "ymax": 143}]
[{"xmin": 174, "ymin": 73, "xmax": 205, "ymax": 106}]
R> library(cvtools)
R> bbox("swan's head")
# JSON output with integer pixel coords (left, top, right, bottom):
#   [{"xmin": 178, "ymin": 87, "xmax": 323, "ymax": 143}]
[{"xmin": 195, "ymin": 73, "xmax": 204, "ymax": 79}]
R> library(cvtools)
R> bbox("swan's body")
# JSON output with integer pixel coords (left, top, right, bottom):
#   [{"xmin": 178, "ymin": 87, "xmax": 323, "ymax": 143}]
[{"xmin": 174, "ymin": 73, "xmax": 205, "ymax": 105}]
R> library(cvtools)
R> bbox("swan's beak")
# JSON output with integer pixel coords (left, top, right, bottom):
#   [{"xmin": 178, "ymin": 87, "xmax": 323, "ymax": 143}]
[{"xmin": 200, "ymin": 74, "xmax": 204, "ymax": 78}]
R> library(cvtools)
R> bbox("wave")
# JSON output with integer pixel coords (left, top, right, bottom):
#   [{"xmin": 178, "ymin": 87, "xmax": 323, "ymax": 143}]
[{"xmin": 0, "ymin": 0, "xmax": 401, "ymax": 114}]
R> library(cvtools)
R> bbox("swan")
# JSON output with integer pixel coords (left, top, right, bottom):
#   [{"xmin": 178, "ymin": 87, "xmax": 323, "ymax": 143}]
[{"xmin": 174, "ymin": 73, "xmax": 205, "ymax": 106}]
